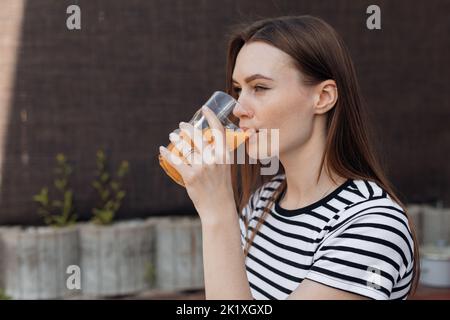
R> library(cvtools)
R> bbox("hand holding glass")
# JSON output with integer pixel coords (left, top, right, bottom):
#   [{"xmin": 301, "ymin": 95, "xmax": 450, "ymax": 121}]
[{"xmin": 158, "ymin": 91, "xmax": 249, "ymax": 187}]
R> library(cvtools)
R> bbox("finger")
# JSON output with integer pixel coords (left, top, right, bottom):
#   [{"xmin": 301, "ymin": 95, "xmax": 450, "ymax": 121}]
[
  {"xmin": 207, "ymin": 127, "xmax": 228, "ymax": 164},
  {"xmin": 159, "ymin": 146, "xmax": 190, "ymax": 175},
  {"xmin": 201, "ymin": 105, "xmax": 224, "ymax": 132},
  {"xmin": 169, "ymin": 132, "xmax": 194, "ymax": 161},
  {"xmin": 201, "ymin": 143, "xmax": 216, "ymax": 165},
  {"xmin": 179, "ymin": 122, "xmax": 207, "ymax": 153}
]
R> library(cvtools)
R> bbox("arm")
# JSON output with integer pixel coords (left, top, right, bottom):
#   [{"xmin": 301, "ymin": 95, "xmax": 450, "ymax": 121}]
[
  {"xmin": 159, "ymin": 106, "xmax": 254, "ymax": 300},
  {"xmin": 287, "ymin": 279, "xmax": 370, "ymax": 300},
  {"xmin": 200, "ymin": 206, "xmax": 253, "ymax": 300}
]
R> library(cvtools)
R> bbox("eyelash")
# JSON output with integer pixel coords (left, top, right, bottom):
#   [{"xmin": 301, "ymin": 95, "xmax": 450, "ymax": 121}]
[{"xmin": 233, "ymin": 85, "xmax": 268, "ymax": 95}]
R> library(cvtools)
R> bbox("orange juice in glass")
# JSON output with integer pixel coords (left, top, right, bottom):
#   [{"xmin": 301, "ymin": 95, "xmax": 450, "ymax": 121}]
[{"xmin": 159, "ymin": 91, "xmax": 248, "ymax": 187}]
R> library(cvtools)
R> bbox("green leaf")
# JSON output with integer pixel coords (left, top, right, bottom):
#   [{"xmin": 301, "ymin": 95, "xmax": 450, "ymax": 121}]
[
  {"xmin": 116, "ymin": 191, "xmax": 125, "ymax": 200},
  {"xmin": 117, "ymin": 161, "xmax": 129, "ymax": 178},
  {"xmin": 68, "ymin": 214, "xmax": 77, "ymax": 225},
  {"xmin": 54, "ymin": 178, "xmax": 66, "ymax": 191},
  {"xmin": 33, "ymin": 188, "xmax": 49, "ymax": 206},
  {"xmin": 91, "ymin": 208, "xmax": 113, "ymax": 225},
  {"xmin": 0, "ymin": 288, "xmax": 12, "ymax": 300},
  {"xmin": 105, "ymin": 200, "xmax": 114, "ymax": 211},
  {"xmin": 144, "ymin": 262, "xmax": 156, "ymax": 286},
  {"xmin": 53, "ymin": 215, "xmax": 65, "ymax": 227},
  {"xmin": 62, "ymin": 190, "xmax": 73, "ymax": 217},
  {"xmin": 100, "ymin": 173, "xmax": 109, "ymax": 183},
  {"xmin": 92, "ymin": 181, "xmax": 102, "ymax": 190},
  {"xmin": 101, "ymin": 190, "xmax": 110, "ymax": 201},
  {"xmin": 35, "ymin": 154, "xmax": 77, "ymax": 227},
  {"xmin": 56, "ymin": 153, "xmax": 66, "ymax": 164},
  {"xmin": 96, "ymin": 150, "xmax": 105, "ymax": 160}
]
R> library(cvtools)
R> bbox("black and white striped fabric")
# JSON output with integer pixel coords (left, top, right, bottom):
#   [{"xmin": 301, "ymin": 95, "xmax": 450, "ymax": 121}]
[{"xmin": 239, "ymin": 174, "xmax": 414, "ymax": 300}]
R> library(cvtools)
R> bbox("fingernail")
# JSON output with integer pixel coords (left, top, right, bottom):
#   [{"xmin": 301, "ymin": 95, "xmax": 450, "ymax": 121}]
[
  {"xmin": 169, "ymin": 133, "xmax": 178, "ymax": 141},
  {"xmin": 202, "ymin": 105, "xmax": 209, "ymax": 111},
  {"xmin": 159, "ymin": 146, "xmax": 165, "ymax": 153}
]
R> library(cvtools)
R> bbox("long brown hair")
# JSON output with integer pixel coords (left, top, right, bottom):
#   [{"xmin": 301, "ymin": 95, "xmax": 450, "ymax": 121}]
[{"xmin": 225, "ymin": 15, "xmax": 419, "ymax": 296}]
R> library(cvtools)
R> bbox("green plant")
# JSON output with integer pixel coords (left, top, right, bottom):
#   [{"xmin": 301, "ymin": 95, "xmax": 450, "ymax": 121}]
[
  {"xmin": 0, "ymin": 288, "xmax": 11, "ymax": 300},
  {"xmin": 33, "ymin": 153, "xmax": 77, "ymax": 227},
  {"xmin": 144, "ymin": 261, "xmax": 156, "ymax": 287},
  {"xmin": 91, "ymin": 149, "xmax": 129, "ymax": 225}
]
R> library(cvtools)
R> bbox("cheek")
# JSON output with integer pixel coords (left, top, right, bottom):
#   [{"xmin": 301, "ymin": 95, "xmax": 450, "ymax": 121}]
[
  {"xmin": 275, "ymin": 95, "xmax": 315, "ymax": 152},
  {"xmin": 280, "ymin": 111, "xmax": 313, "ymax": 147},
  {"xmin": 246, "ymin": 117, "xmax": 313, "ymax": 160},
  {"xmin": 248, "ymin": 88, "xmax": 314, "ymax": 156}
]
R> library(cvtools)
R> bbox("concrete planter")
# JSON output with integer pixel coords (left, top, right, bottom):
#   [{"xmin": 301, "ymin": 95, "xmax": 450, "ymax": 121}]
[
  {"xmin": 0, "ymin": 225, "xmax": 79, "ymax": 299},
  {"xmin": 419, "ymin": 245, "xmax": 450, "ymax": 288},
  {"xmin": 422, "ymin": 206, "xmax": 450, "ymax": 246},
  {"xmin": 79, "ymin": 219, "xmax": 155, "ymax": 297},
  {"xmin": 152, "ymin": 216, "xmax": 204, "ymax": 291}
]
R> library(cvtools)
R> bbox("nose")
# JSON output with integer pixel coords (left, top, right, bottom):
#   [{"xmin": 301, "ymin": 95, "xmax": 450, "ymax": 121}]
[{"xmin": 232, "ymin": 99, "xmax": 254, "ymax": 119}]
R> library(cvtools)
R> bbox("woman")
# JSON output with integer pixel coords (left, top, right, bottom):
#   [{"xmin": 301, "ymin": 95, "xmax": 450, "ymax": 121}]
[{"xmin": 159, "ymin": 15, "xmax": 419, "ymax": 300}]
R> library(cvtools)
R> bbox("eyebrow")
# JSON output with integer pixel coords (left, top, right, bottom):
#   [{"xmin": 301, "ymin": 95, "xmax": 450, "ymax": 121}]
[{"xmin": 232, "ymin": 74, "xmax": 274, "ymax": 85}]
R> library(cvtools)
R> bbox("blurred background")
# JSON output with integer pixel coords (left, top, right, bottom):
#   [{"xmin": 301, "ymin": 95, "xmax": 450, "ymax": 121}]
[{"xmin": 0, "ymin": 0, "xmax": 448, "ymax": 299}]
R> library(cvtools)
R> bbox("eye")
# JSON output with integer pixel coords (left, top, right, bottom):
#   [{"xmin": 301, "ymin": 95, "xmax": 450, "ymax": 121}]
[
  {"xmin": 254, "ymin": 85, "xmax": 269, "ymax": 92},
  {"xmin": 232, "ymin": 85, "xmax": 268, "ymax": 97}
]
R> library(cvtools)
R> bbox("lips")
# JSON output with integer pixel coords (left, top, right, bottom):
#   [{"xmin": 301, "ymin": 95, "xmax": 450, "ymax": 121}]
[{"xmin": 240, "ymin": 127, "xmax": 259, "ymax": 133}]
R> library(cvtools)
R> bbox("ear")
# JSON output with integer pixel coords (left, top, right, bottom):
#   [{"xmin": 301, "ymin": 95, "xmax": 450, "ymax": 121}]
[{"xmin": 313, "ymin": 80, "xmax": 338, "ymax": 115}]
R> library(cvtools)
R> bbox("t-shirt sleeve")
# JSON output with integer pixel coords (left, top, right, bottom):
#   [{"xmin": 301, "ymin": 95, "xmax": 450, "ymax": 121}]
[{"xmin": 304, "ymin": 211, "xmax": 415, "ymax": 300}]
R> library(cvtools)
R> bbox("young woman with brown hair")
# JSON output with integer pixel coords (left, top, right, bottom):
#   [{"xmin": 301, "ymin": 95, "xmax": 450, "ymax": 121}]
[{"xmin": 159, "ymin": 15, "xmax": 418, "ymax": 300}]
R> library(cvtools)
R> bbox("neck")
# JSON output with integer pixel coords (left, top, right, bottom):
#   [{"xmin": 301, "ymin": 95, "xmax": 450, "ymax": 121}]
[{"xmin": 279, "ymin": 117, "xmax": 346, "ymax": 210}]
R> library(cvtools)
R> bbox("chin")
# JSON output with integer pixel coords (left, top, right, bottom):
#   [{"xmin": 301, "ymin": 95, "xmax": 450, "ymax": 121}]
[{"xmin": 246, "ymin": 138, "xmax": 279, "ymax": 160}]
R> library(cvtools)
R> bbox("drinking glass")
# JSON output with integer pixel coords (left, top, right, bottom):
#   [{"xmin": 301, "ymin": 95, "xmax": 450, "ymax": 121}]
[{"xmin": 158, "ymin": 91, "xmax": 248, "ymax": 187}]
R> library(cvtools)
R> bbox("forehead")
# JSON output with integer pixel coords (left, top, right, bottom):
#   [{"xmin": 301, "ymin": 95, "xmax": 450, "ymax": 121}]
[{"xmin": 232, "ymin": 41, "xmax": 296, "ymax": 81}]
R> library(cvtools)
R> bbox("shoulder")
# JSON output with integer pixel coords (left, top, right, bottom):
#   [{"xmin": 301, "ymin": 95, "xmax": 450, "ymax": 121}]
[
  {"xmin": 350, "ymin": 179, "xmax": 388, "ymax": 199},
  {"xmin": 333, "ymin": 178, "xmax": 413, "ymax": 248},
  {"xmin": 331, "ymin": 178, "xmax": 415, "ymax": 264},
  {"xmin": 310, "ymin": 179, "xmax": 415, "ymax": 299},
  {"xmin": 339, "ymin": 178, "xmax": 410, "ymax": 228}
]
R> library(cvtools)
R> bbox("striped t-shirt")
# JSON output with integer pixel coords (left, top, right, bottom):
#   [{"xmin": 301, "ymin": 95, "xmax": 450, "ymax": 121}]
[{"xmin": 239, "ymin": 174, "xmax": 415, "ymax": 300}]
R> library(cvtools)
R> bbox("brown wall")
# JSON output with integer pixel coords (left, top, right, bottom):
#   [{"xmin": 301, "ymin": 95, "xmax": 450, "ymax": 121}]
[{"xmin": 0, "ymin": 0, "xmax": 448, "ymax": 224}]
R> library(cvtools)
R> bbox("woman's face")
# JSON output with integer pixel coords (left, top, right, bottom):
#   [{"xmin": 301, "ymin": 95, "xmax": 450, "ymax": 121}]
[{"xmin": 231, "ymin": 41, "xmax": 317, "ymax": 159}]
